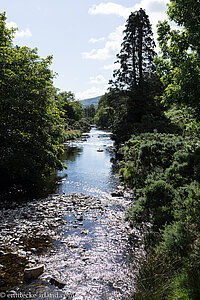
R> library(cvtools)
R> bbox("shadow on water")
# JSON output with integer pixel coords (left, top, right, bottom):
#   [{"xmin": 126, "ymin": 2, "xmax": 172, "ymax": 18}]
[
  {"xmin": 0, "ymin": 128, "xmax": 118, "ymax": 205},
  {"xmin": 0, "ymin": 145, "xmax": 83, "ymax": 206}
]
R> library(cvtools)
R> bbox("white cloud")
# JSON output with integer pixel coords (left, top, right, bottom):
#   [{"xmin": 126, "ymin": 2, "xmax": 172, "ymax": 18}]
[
  {"xmin": 136, "ymin": 0, "xmax": 169, "ymax": 31},
  {"xmin": 6, "ymin": 21, "xmax": 32, "ymax": 39},
  {"xmin": 6, "ymin": 21, "xmax": 18, "ymax": 29},
  {"xmin": 89, "ymin": 1, "xmax": 169, "ymax": 19},
  {"xmin": 88, "ymin": 1, "xmax": 169, "ymax": 33},
  {"xmin": 137, "ymin": 0, "xmax": 169, "ymax": 13},
  {"xmin": 76, "ymin": 86, "xmax": 107, "ymax": 100},
  {"xmin": 103, "ymin": 62, "xmax": 120, "ymax": 70},
  {"xmin": 89, "ymin": 2, "xmax": 131, "ymax": 19},
  {"xmin": 89, "ymin": 37, "xmax": 105, "ymax": 44},
  {"xmin": 82, "ymin": 24, "xmax": 124, "ymax": 60},
  {"xmin": 90, "ymin": 74, "xmax": 106, "ymax": 84},
  {"xmin": 84, "ymin": 1, "xmax": 170, "ymax": 61},
  {"xmin": 82, "ymin": 40, "xmax": 119, "ymax": 60},
  {"xmin": 102, "ymin": 64, "xmax": 115, "ymax": 70}
]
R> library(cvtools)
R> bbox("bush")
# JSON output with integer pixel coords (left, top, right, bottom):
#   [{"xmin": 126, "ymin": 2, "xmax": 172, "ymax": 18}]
[
  {"xmin": 121, "ymin": 131, "xmax": 200, "ymax": 298},
  {"xmin": 133, "ymin": 250, "xmax": 179, "ymax": 300},
  {"xmin": 120, "ymin": 133, "xmax": 186, "ymax": 189},
  {"xmin": 128, "ymin": 180, "xmax": 174, "ymax": 231}
]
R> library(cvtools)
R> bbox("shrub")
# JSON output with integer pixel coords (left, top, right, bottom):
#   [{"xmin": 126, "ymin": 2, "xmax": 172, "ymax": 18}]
[
  {"xmin": 120, "ymin": 133, "xmax": 186, "ymax": 189},
  {"xmin": 128, "ymin": 180, "xmax": 174, "ymax": 231}
]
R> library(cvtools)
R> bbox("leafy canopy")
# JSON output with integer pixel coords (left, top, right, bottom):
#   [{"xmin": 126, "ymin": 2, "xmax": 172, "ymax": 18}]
[{"xmin": 0, "ymin": 12, "xmax": 65, "ymax": 188}]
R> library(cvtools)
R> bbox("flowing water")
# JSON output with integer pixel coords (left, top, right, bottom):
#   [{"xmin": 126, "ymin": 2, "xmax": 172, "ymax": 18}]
[
  {"xmin": 1, "ymin": 128, "xmax": 142, "ymax": 299},
  {"xmin": 57, "ymin": 127, "xmax": 119, "ymax": 198}
]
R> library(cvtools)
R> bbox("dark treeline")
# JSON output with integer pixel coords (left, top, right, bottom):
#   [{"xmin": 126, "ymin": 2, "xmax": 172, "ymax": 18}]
[
  {"xmin": 0, "ymin": 12, "xmax": 91, "ymax": 196},
  {"xmin": 94, "ymin": 0, "xmax": 200, "ymax": 298}
]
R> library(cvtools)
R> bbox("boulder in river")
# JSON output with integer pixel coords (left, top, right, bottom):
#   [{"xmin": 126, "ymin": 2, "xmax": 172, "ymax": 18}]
[
  {"xmin": 49, "ymin": 276, "xmax": 66, "ymax": 289},
  {"xmin": 23, "ymin": 264, "xmax": 44, "ymax": 281},
  {"xmin": 111, "ymin": 190, "xmax": 123, "ymax": 197}
]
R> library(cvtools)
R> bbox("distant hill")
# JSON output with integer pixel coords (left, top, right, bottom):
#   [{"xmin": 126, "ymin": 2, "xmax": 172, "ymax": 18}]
[{"xmin": 79, "ymin": 95, "xmax": 102, "ymax": 108}]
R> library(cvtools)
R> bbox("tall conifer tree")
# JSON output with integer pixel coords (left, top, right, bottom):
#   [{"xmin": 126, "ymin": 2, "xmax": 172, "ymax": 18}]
[{"xmin": 110, "ymin": 8, "xmax": 156, "ymax": 92}]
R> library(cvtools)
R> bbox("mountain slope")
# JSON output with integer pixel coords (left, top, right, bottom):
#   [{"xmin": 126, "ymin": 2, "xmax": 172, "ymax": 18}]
[{"xmin": 79, "ymin": 96, "xmax": 102, "ymax": 108}]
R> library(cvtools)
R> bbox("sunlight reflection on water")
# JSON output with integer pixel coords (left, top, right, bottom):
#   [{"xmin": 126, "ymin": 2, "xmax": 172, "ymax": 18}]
[
  {"xmin": 17, "ymin": 128, "xmax": 140, "ymax": 299},
  {"xmin": 57, "ymin": 128, "xmax": 119, "ymax": 198}
]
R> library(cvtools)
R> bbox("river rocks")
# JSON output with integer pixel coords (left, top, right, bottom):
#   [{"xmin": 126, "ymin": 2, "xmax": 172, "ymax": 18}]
[
  {"xmin": 111, "ymin": 190, "xmax": 124, "ymax": 197},
  {"xmin": 0, "ymin": 264, "xmax": 5, "ymax": 270},
  {"xmin": 0, "ymin": 193, "xmax": 102, "ymax": 253},
  {"xmin": 77, "ymin": 215, "xmax": 83, "ymax": 221},
  {"xmin": 0, "ymin": 190, "xmax": 141, "ymax": 298},
  {"xmin": 49, "ymin": 276, "xmax": 66, "ymax": 289},
  {"xmin": 0, "ymin": 250, "xmax": 5, "ymax": 256},
  {"xmin": 23, "ymin": 264, "xmax": 44, "ymax": 281}
]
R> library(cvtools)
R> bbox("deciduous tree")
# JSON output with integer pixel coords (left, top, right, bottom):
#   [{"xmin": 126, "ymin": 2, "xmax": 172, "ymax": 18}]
[{"xmin": 0, "ymin": 12, "xmax": 65, "ymax": 189}]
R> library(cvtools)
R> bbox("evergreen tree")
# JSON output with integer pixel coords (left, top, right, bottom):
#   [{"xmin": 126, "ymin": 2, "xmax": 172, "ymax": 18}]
[{"xmin": 110, "ymin": 8, "xmax": 156, "ymax": 92}]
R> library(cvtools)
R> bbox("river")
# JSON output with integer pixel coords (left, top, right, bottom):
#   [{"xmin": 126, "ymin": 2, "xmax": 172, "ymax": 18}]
[
  {"xmin": 0, "ymin": 127, "xmax": 141, "ymax": 299},
  {"xmin": 57, "ymin": 127, "xmax": 119, "ymax": 198}
]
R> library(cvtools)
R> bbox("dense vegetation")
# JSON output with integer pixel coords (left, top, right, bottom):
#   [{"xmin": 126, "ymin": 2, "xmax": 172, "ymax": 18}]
[
  {"xmin": 1, "ymin": 0, "xmax": 200, "ymax": 296},
  {"xmin": 95, "ymin": 1, "xmax": 200, "ymax": 298},
  {"xmin": 0, "ymin": 12, "xmax": 90, "ymax": 196}
]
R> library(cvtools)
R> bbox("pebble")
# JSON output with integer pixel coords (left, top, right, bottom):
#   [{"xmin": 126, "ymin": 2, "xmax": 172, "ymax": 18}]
[
  {"xmin": 77, "ymin": 215, "xmax": 83, "ymax": 221},
  {"xmin": 0, "ymin": 264, "xmax": 5, "ymax": 270}
]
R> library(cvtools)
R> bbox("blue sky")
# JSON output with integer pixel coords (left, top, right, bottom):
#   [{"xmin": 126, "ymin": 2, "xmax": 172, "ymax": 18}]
[{"xmin": 1, "ymin": 0, "xmax": 169, "ymax": 99}]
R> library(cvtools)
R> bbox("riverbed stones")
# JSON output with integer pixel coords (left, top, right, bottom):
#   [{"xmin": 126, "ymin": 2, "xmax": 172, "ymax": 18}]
[
  {"xmin": 0, "ymin": 191, "xmax": 141, "ymax": 297},
  {"xmin": 49, "ymin": 276, "xmax": 66, "ymax": 289},
  {"xmin": 0, "ymin": 193, "xmax": 102, "ymax": 251},
  {"xmin": 23, "ymin": 264, "xmax": 44, "ymax": 281},
  {"xmin": 111, "ymin": 190, "xmax": 124, "ymax": 197},
  {"xmin": 77, "ymin": 215, "xmax": 83, "ymax": 221}
]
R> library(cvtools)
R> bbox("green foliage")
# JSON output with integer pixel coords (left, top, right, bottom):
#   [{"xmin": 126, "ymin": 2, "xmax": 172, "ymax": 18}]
[
  {"xmin": 94, "ymin": 106, "xmax": 114, "ymax": 129},
  {"xmin": 0, "ymin": 12, "xmax": 66, "ymax": 190},
  {"xmin": 73, "ymin": 118, "xmax": 91, "ymax": 132},
  {"xmin": 158, "ymin": 182, "xmax": 200, "ymax": 258},
  {"xmin": 133, "ymin": 251, "xmax": 179, "ymax": 300},
  {"xmin": 56, "ymin": 91, "xmax": 84, "ymax": 124},
  {"xmin": 95, "ymin": 89, "xmax": 168, "ymax": 143},
  {"xmin": 65, "ymin": 130, "xmax": 82, "ymax": 140},
  {"xmin": 122, "ymin": 133, "xmax": 200, "ymax": 297},
  {"xmin": 110, "ymin": 8, "xmax": 156, "ymax": 91},
  {"xmin": 95, "ymin": 9, "xmax": 164, "ymax": 142},
  {"xmin": 120, "ymin": 132, "xmax": 186, "ymax": 188},
  {"xmin": 167, "ymin": 0, "xmax": 200, "ymax": 52},
  {"xmin": 84, "ymin": 104, "xmax": 96, "ymax": 121},
  {"xmin": 129, "ymin": 180, "xmax": 174, "ymax": 231},
  {"xmin": 124, "ymin": 135, "xmax": 200, "ymax": 298},
  {"xmin": 155, "ymin": 1, "xmax": 200, "ymax": 117},
  {"xmin": 158, "ymin": 221, "xmax": 192, "ymax": 257},
  {"xmin": 117, "ymin": 1, "xmax": 200, "ymax": 298},
  {"xmin": 55, "ymin": 91, "xmax": 90, "ymax": 132},
  {"xmin": 169, "ymin": 268, "xmax": 200, "ymax": 300}
]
